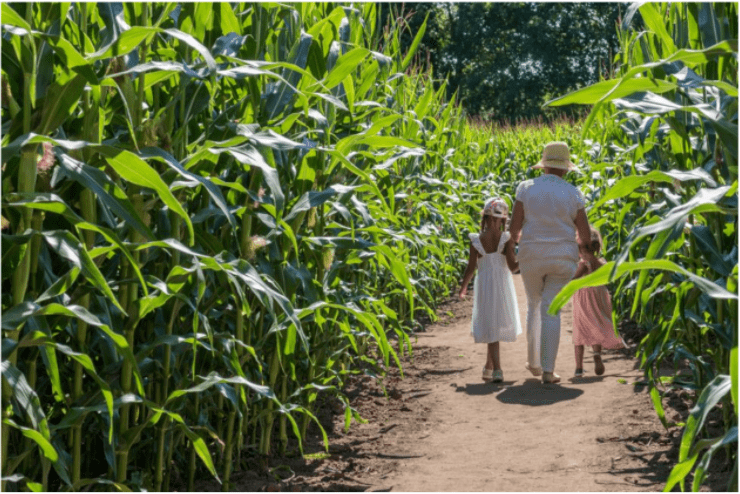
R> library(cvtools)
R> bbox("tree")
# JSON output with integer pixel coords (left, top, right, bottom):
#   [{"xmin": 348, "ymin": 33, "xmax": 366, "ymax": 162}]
[{"xmin": 387, "ymin": 3, "xmax": 624, "ymax": 123}]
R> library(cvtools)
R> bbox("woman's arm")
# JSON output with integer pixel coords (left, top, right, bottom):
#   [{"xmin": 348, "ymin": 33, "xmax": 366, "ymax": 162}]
[
  {"xmin": 502, "ymin": 241, "xmax": 519, "ymax": 273},
  {"xmin": 508, "ymin": 200, "xmax": 524, "ymax": 245},
  {"xmin": 574, "ymin": 208, "xmax": 591, "ymax": 248},
  {"xmin": 459, "ymin": 243, "xmax": 479, "ymax": 299}
]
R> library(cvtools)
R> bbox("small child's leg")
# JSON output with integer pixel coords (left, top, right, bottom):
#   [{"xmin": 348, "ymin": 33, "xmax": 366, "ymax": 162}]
[
  {"xmin": 486, "ymin": 342, "xmax": 498, "ymax": 369},
  {"xmin": 489, "ymin": 342, "xmax": 503, "ymax": 382},
  {"xmin": 482, "ymin": 343, "xmax": 496, "ymax": 382},
  {"xmin": 490, "ymin": 342, "xmax": 501, "ymax": 371},
  {"xmin": 575, "ymin": 345, "xmax": 584, "ymax": 371},
  {"xmin": 593, "ymin": 344, "xmax": 604, "ymax": 375}
]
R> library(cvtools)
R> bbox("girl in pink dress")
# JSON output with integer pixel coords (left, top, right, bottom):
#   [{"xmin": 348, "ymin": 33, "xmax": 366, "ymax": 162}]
[{"xmin": 572, "ymin": 227, "xmax": 625, "ymax": 377}]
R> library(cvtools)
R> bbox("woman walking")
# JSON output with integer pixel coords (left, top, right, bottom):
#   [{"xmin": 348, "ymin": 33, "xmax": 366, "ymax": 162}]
[{"xmin": 506, "ymin": 142, "xmax": 592, "ymax": 384}]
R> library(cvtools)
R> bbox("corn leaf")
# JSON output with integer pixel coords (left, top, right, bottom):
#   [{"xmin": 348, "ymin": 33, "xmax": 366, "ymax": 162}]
[
  {"xmin": 549, "ymin": 260, "xmax": 737, "ymax": 315},
  {"xmin": 95, "ymin": 146, "xmax": 195, "ymax": 245}
]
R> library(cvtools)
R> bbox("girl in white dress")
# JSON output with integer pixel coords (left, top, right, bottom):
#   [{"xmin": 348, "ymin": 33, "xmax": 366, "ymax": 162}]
[{"xmin": 459, "ymin": 198, "xmax": 523, "ymax": 383}]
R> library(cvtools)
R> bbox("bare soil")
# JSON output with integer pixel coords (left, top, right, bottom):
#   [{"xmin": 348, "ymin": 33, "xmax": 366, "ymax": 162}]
[{"xmin": 191, "ymin": 274, "xmax": 731, "ymax": 492}]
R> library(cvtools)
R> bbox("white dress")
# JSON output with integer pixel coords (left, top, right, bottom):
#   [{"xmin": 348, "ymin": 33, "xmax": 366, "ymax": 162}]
[{"xmin": 470, "ymin": 231, "xmax": 523, "ymax": 343}]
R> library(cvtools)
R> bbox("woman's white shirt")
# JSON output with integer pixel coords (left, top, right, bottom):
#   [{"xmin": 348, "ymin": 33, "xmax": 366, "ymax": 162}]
[{"xmin": 515, "ymin": 174, "xmax": 585, "ymax": 255}]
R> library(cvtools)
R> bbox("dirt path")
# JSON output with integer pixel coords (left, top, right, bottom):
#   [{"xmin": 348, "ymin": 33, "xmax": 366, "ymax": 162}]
[
  {"xmin": 213, "ymin": 274, "xmax": 687, "ymax": 492},
  {"xmin": 349, "ymin": 274, "xmax": 675, "ymax": 492}
]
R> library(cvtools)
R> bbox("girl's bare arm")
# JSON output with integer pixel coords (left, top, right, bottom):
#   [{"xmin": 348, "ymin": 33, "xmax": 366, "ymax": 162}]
[
  {"xmin": 572, "ymin": 262, "xmax": 588, "ymax": 280},
  {"xmin": 459, "ymin": 243, "xmax": 479, "ymax": 298},
  {"xmin": 502, "ymin": 242, "xmax": 519, "ymax": 273}
]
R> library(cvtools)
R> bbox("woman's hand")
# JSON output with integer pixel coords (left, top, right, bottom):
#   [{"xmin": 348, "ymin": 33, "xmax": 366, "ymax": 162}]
[
  {"xmin": 502, "ymin": 240, "xmax": 519, "ymax": 273},
  {"xmin": 459, "ymin": 286, "xmax": 468, "ymax": 299}
]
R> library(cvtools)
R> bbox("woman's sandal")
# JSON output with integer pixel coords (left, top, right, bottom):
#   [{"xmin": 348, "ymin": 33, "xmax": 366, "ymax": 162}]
[
  {"xmin": 525, "ymin": 362, "xmax": 543, "ymax": 377},
  {"xmin": 482, "ymin": 366, "xmax": 494, "ymax": 382},
  {"xmin": 574, "ymin": 368, "xmax": 584, "ymax": 378},
  {"xmin": 594, "ymin": 352, "xmax": 605, "ymax": 376},
  {"xmin": 492, "ymin": 369, "xmax": 504, "ymax": 383},
  {"xmin": 542, "ymin": 371, "xmax": 561, "ymax": 384}
]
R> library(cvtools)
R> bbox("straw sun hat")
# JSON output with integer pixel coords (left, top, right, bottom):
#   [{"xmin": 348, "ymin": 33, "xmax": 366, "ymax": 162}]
[{"xmin": 532, "ymin": 141, "xmax": 577, "ymax": 170}]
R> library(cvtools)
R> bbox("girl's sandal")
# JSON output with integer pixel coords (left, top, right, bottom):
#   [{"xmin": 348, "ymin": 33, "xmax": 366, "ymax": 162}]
[
  {"xmin": 574, "ymin": 368, "xmax": 584, "ymax": 378},
  {"xmin": 482, "ymin": 366, "xmax": 494, "ymax": 382},
  {"xmin": 492, "ymin": 369, "xmax": 504, "ymax": 383},
  {"xmin": 593, "ymin": 352, "xmax": 605, "ymax": 376}
]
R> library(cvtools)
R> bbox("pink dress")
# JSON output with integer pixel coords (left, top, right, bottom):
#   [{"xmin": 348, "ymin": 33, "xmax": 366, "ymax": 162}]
[{"xmin": 572, "ymin": 261, "xmax": 625, "ymax": 348}]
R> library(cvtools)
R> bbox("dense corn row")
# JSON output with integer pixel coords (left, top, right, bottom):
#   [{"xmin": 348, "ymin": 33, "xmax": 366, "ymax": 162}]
[{"xmin": 546, "ymin": 3, "xmax": 737, "ymax": 490}]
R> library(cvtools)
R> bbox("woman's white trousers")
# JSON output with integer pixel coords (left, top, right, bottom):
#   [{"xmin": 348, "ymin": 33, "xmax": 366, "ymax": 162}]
[{"xmin": 518, "ymin": 245, "xmax": 578, "ymax": 373}]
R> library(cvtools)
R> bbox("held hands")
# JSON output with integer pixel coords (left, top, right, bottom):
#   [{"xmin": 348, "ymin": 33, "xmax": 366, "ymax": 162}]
[{"xmin": 459, "ymin": 286, "xmax": 468, "ymax": 299}]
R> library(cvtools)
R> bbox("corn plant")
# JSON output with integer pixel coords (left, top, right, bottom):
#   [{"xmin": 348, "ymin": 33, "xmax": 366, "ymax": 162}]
[
  {"xmin": 0, "ymin": 2, "xmax": 574, "ymax": 491},
  {"xmin": 546, "ymin": 3, "xmax": 737, "ymax": 491},
  {"xmin": 6, "ymin": 1, "xmax": 657, "ymax": 491}
]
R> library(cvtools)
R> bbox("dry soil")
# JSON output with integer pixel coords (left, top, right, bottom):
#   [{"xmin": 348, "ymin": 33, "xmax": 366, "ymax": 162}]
[{"xmin": 194, "ymin": 274, "xmax": 712, "ymax": 492}]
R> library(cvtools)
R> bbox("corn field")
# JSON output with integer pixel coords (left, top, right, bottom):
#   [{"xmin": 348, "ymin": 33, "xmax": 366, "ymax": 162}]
[
  {"xmin": 547, "ymin": 3, "xmax": 738, "ymax": 491},
  {"xmin": 0, "ymin": 2, "xmax": 736, "ymax": 492},
  {"xmin": 0, "ymin": 2, "xmax": 533, "ymax": 490}
]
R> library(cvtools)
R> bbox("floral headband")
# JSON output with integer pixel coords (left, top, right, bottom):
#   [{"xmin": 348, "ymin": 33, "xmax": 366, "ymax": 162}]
[{"xmin": 482, "ymin": 198, "xmax": 509, "ymax": 218}]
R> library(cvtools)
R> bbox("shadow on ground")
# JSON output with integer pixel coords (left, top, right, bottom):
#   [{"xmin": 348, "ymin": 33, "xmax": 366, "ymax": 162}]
[
  {"xmin": 567, "ymin": 375, "xmax": 605, "ymax": 384},
  {"xmin": 453, "ymin": 381, "xmax": 517, "ymax": 395},
  {"xmin": 495, "ymin": 379, "xmax": 584, "ymax": 406}
]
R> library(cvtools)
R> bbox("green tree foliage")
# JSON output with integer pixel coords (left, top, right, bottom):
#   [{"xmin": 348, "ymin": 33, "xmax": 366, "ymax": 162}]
[{"xmin": 390, "ymin": 2, "xmax": 623, "ymax": 122}]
